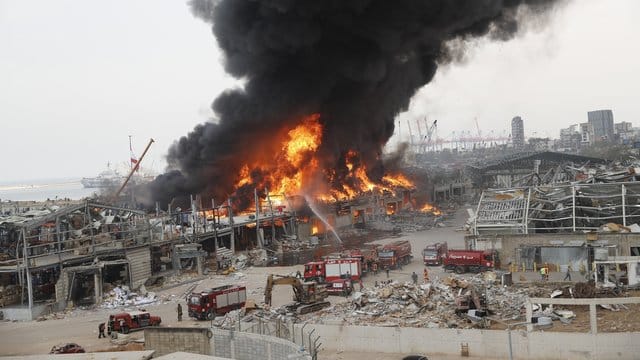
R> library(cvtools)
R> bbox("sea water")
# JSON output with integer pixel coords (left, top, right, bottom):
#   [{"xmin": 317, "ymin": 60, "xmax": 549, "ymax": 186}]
[{"xmin": 0, "ymin": 178, "xmax": 99, "ymax": 201}]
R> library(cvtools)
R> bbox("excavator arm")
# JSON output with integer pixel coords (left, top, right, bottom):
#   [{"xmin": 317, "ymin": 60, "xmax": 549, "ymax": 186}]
[{"xmin": 264, "ymin": 274, "xmax": 305, "ymax": 305}]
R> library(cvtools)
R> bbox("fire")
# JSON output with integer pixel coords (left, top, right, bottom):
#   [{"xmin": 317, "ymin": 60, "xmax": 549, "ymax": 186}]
[
  {"xmin": 382, "ymin": 173, "xmax": 413, "ymax": 188},
  {"xmin": 228, "ymin": 114, "xmax": 414, "ymax": 209},
  {"xmin": 311, "ymin": 225, "xmax": 319, "ymax": 235},
  {"xmin": 283, "ymin": 114, "xmax": 322, "ymax": 167},
  {"xmin": 420, "ymin": 203, "xmax": 442, "ymax": 216}
]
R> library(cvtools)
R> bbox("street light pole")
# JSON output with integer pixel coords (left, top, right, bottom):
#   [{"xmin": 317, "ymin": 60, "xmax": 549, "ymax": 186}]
[{"xmin": 490, "ymin": 318, "xmax": 530, "ymax": 360}]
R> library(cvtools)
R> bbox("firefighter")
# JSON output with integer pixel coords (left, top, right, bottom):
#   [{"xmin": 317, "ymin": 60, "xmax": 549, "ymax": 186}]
[
  {"xmin": 540, "ymin": 266, "xmax": 549, "ymax": 281},
  {"xmin": 98, "ymin": 322, "xmax": 106, "ymax": 338},
  {"xmin": 177, "ymin": 303, "xmax": 183, "ymax": 321},
  {"xmin": 411, "ymin": 271, "xmax": 418, "ymax": 285},
  {"xmin": 423, "ymin": 268, "xmax": 430, "ymax": 283}
]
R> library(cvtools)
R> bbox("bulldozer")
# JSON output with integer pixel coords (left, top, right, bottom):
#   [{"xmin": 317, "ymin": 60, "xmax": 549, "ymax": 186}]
[{"xmin": 264, "ymin": 274, "xmax": 331, "ymax": 315}]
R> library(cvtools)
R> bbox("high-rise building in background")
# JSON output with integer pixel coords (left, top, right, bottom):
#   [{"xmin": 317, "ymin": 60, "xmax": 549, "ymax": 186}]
[
  {"xmin": 587, "ymin": 110, "xmax": 614, "ymax": 142},
  {"xmin": 511, "ymin": 116, "xmax": 525, "ymax": 149}
]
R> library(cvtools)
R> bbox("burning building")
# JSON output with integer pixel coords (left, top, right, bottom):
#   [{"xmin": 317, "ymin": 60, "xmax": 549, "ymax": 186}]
[{"xmin": 147, "ymin": 0, "xmax": 563, "ymax": 215}]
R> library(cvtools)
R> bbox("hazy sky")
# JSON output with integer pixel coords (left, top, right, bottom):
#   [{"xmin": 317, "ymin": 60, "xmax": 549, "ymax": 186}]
[{"xmin": 1, "ymin": 0, "xmax": 639, "ymax": 182}]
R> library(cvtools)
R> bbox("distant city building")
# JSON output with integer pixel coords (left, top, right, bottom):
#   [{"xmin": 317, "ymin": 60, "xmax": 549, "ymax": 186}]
[
  {"xmin": 587, "ymin": 110, "xmax": 614, "ymax": 142},
  {"xmin": 559, "ymin": 125, "xmax": 579, "ymax": 151},
  {"xmin": 615, "ymin": 121, "xmax": 634, "ymax": 144},
  {"xmin": 511, "ymin": 116, "xmax": 525, "ymax": 149},
  {"xmin": 579, "ymin": 122, "xmax": 594, "ymax": 146},
  {"xmin": 528, "ymin": 137, "xmax": 554, "ymax": 151}
]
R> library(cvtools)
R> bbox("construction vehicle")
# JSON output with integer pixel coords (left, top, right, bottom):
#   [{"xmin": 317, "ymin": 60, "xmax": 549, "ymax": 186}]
[
  {"xmin": 454, "ymin": 286, "xmax": 487, "ymax": 316},
  {"xmin": 455, "ymin": 286, "xmax": 489, "ymax": 327},
  {"xmin": 264, "ymin": 274, "xmax": 330, "ymax": 314},
  {"xmin": 107, "ymin": 311, "xmax": 161, "ymax": 334},
  {"xmin": 443, "ymin": 249, "xmax": 499, "ymax": 274},
  {"xmin": 422, "ymin": 242, "xmax": 448, "ymax": 266},
  {"xmin": 187, "ymin": 285, "xmax": 247, "ymax": 320},
  {"xmin": 378, "ymin": 240, "xmax": 412, "ymax": 269}
]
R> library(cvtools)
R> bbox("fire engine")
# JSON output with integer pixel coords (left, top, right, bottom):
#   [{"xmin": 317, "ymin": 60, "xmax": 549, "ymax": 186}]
[
  {"xmin": 187, "ymin": 285, "xmax": 247, "ymax": 320},
  {"xmin": 422, "ymin": 242, "xmax": 448, "ymax": 265},
  {"xmin": 443, "ymin": 249, "xmax": 499, "ymax": 274},
  {"xmin": 378, "ymin": 240, "xmax": 412, "ymax": 269},
  {"xmin": 304, "ymin": 258, "xmax": 361, "ymax": 283},
  {"xmin": 107, "ymin": 311, "xmax": 161, "ymax": 334}
]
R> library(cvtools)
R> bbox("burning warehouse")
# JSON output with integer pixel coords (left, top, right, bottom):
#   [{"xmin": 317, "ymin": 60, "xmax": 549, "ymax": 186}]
[{"xmin": 145, "ymin": 0, "xmax": 561, "ymax": 222}]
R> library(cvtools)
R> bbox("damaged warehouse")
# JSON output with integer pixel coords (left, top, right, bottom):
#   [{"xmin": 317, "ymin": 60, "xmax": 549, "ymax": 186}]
[
  {"xmin": 0, "ymin": 202, "xmax": 162, "ymax": 320},
  {"xmin": 470, "ymin": 163, "xmax": 640, "ymax": 285}
]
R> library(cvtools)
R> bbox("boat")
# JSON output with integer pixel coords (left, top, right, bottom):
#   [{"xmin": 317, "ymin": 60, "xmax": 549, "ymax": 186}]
[{"xmin": 81, "ymin": 166, "xmax": 124, "ymax": 188}]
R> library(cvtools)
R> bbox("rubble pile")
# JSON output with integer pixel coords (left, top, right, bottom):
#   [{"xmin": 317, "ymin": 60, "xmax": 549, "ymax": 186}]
[
  {"xmin": 303, "ymin": 273, "xmax": 531, "ymax": 329},
  {"xmin": 101, "ymin": 285, "xmax": 157, "ymax": 308},
  {"xmin": 0, "ymin": 285, "xmax": 21, "ymax": 307},
  {"xmin": 389, "ymin": 213, "xmax": 441, "ymax": 233}
]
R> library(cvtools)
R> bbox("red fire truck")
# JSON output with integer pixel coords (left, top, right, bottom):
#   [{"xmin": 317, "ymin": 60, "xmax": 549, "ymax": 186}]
[
  {"xmin": 107, "ymin": 311, "xmax": 161, "ymax": 334},
  {"xmin": 443, "ymin": 249, "xmax": 499, "ymax": 274},
  {"xmin": 422, "ymin": 242, "xmax": 448, "ymax": 266},
  {"xmin": 187, "ymin": 285, "xmax": 247, "ymax": 320},
  {"xmin": 378, "ymin": 240, "xmax": 412, "ymax": 269},
  {"xmin": 304, "ymin": 258, "xmax": 361, "ymax": 283},
  {"xmin": 340, "ymin": 248, "xmax": 379, "ymax": 274}
]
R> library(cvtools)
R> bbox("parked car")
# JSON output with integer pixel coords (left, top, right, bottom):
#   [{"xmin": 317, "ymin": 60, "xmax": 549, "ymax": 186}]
[{"xmin": 50, "ymin": 343, "xmax": 85, "ymax": 354}]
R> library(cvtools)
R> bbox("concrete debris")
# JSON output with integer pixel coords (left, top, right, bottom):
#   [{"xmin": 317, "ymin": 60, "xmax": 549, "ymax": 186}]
[
  {"xmin": 600, "ymin": 304, "xmax": 623, "ymax": 311},
  {"xmin": 550, "ymin": 289, "xmax": 563, "ymax": 298},
  {"xmin": 299, "ymin": 273, "xmax": 532, "ymax": 329},
  {"xmin": 553, "ymin": 309, "xmax": 576, "ymax": 319},
  {"xmin": 101, "ymin": 285, "xmax": 158, "ymax": 308}
]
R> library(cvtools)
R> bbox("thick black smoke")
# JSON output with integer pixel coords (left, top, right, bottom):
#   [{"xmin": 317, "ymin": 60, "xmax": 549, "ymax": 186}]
[{"xmin": 149, "ymin": 0, "xmax": 560, "ymax": 207}]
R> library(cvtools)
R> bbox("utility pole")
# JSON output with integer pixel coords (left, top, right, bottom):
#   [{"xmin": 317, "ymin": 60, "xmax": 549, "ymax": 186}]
[
  {"xmin": 254, "ymin": 189, "xmax": 262, "ymax": 249},
  {"xmin": 266, "ymin": 188, "xmax": 276, "ymax": 245},
  {"xmin": 228, "ymin": 198, "xmax": 235, "ymax": 253},
  {"xmin": 211, "ymin": 199, "xmax": 218, "ymax": 254}
]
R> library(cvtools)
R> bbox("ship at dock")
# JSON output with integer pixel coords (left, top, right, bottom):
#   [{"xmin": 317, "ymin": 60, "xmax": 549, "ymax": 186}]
[{"xmin": 80, "ymin": 166, "xmax": 124, "ymax": 188}]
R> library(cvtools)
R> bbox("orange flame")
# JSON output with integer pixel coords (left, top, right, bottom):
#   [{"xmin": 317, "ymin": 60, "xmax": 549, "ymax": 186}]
[
  {"xmin": 420, "ymin": 203, "xmax": 442, "ymax": 216},
  {"xmin": 229, "ymin": 114, "xmax": 414, "ymax": 207}
]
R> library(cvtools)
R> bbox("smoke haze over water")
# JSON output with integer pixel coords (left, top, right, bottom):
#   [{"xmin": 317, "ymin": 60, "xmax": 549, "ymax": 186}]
[{"xmin": 148, "ymin": 0, "xmax": 561, "ymax": 207}]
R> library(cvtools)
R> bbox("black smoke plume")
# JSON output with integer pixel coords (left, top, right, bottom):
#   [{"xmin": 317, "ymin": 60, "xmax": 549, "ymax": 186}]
[{"xmin": 148, "ymin": 0, "xmax": 560, "ymax": 208}]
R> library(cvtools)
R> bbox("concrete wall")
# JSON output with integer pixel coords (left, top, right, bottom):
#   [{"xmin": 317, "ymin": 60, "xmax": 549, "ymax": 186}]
[
  {"xmin": 210, "ymin": 328, "xmax": 309, "ymax": 360},
  {"xmin": 308, "ymin": 324, "xmax": 640, "ymax": 360},
  {"xmin": 145, "ymin": 327, "xmax": 210, "ymax": 357},
  {"xmin": 144, "ymin": 327, "xmax": 310, "ymax": 360}
]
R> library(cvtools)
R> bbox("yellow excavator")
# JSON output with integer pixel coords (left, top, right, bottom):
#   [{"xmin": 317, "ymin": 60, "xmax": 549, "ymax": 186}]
[{"xmin": 264, "ymin": 274, "xmax": 331, "ymax": 314}]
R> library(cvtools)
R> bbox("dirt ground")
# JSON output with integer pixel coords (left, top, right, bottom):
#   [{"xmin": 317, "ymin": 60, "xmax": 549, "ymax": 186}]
[{"xmin": 1, "ymin": 207, "xmax": 638, "ymax": 359}]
